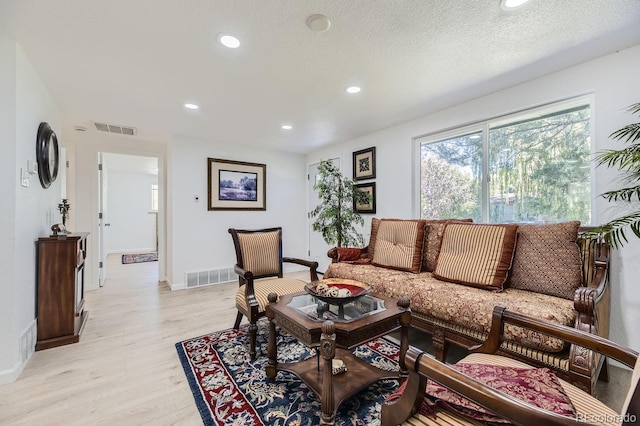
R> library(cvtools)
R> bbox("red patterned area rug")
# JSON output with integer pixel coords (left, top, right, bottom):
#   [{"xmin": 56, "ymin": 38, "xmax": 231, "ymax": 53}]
[
  {"xmin": 175, "ymin": 321, "xmax": 401, "ymax": 425},
  {"xmin": 121, "ymin": 252, "xmax": 158, "ymax": 264}
]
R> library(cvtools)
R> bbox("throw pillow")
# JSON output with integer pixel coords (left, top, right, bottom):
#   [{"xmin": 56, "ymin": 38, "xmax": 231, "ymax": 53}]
[
  {"xmin": 422, "ymin": 219, "xmax": 474, "ymax": 272},
  {"xmin": 433, "ymin": 223, "xmax": 518, "ymax": 291},
  {"xmin": 366, "ymin": 217, "xmax": 381, "ymax": 258},
  {"xmin": 336, "ymin": 247, "xmax": 363, "ymax": 262},
  {"xmin": 372, "ymin": 219, "xmax": 426, "ymax": 273},
  {"xmin": 508, "ymin": 221, "xmax": 582, "ymax": 300},
  {"xmin": 425, "ymin": 364, "xmax": 576, "ymax": 423}
]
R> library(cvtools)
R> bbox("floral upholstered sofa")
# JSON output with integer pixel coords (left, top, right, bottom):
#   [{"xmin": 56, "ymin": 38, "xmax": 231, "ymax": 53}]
[{"xmin": 325, "ymin": 218, "xmax": 610, "ymax": 395}]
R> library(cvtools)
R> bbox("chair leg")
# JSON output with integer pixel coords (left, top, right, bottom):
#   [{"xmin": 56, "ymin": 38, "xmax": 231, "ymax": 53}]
[
  {"xmin": 248, "ymin": 321, "xmax": 258, "ymax": 360},
  {"xmin": 233, "ymin": 311, "xmax": 243, "ymax": 330}
]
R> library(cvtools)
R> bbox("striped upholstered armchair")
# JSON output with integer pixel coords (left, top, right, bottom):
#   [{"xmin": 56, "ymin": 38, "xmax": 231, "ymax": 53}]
[
  {"xmin": 229, "ymin": 227, "xmax": 319, "ymax": 359},
  {"xmin": 381, "ymin": 306, "xmax": 639, "ymax": 426}
]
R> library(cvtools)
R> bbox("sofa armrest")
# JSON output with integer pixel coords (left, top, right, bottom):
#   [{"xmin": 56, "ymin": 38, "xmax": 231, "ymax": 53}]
[
  {"xmin": 573, "ymin": 238, "xmax": 610, "ymax": 345},
  {"xmin": 573, "ymin": 242, "xmax": 609, "ymax": 319}
]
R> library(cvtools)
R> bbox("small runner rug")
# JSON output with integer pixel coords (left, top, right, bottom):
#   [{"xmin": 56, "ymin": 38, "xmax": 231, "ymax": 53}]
[
  {"xmin": 175, "ymin": 321, "xmax": 401, "ymax": 425},
  {"xmin": 121, "ymin": 252, "xmax": 158, "ymax": 264}
]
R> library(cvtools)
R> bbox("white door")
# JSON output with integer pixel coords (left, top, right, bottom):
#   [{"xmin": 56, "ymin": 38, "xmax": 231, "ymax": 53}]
[
  {"xmin": 308, "ymin": 158, "xmax": 339, "ymax": 273},
  {"xmin": 98, "ymin": 153, "xmax": 108, "ymax": 287}
]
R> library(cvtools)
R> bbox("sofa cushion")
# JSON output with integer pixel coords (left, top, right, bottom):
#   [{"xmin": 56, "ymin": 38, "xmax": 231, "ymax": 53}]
[
  {"xmin": 433, "ymin": 223, "xmax": 518, "ymax": 291},
  {"xmin": 422, "ymin": 219, "xmax": 474, "ymax": 272},
  {"xmin": 324, "ymin": 262, "xmax": 575, "ymax": 352},
  {"xmin": 372, "ymin": 219, "xmax": 426, "ymax": 273},
  {"xmin": 508, "ymin": 222, "xmax": 582, "ymax": 300},
  {"xmin": 325, "ymin": 262, "xmax": 425, "ymax": 300}
]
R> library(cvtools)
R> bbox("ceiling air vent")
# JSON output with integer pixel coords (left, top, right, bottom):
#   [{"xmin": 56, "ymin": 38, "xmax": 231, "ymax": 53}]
[{"xmin": 93, "ymin": 122, "xmax": 136, "ymax": 136}]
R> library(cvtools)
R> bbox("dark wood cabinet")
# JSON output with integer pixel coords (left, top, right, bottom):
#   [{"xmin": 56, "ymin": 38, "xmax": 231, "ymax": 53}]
[{"xmin": 36, "ymin": 232, "xmax": 89, "ymax": 350}]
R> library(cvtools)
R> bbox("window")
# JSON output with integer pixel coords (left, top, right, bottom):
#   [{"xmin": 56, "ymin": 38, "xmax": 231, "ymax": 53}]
[
  {"xmin": 151, "ymin": 184, "xmax": 158, "ymax": 212},
  {"xmin": 418, "ymin": 98, "xmax": 592, "ymax": 224}
]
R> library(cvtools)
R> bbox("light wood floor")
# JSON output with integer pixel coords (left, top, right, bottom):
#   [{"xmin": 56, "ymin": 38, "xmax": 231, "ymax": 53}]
[
  {"xmin": 0, "ymin": 254, "xmax": 239, "ymax": 426},
  {"xmin": 0, "ymin": 255, "xmax": 629, "ymax": 425}
]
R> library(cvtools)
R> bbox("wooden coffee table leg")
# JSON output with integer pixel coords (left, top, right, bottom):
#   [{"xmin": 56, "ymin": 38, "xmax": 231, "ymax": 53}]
[
  {"xmin": 266, "ymin": 293, "xmax": 278, "ymax": 382},
  {"xmin": 397, "ymin": 296, "xmax": 411, "ymax": 377},
  {"xmin": 319, "ymin": 320, "xmax": 336, "ymax": 425}
]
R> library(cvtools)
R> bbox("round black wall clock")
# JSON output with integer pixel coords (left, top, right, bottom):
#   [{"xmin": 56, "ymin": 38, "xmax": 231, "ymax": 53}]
[{"xmin": 36, "ymin": 122, "xmax": 59, "ymax": 189}]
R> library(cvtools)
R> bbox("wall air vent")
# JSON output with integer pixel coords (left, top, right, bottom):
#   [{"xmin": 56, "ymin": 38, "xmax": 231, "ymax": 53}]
[
  {"xmin": 94, "ymin": 122, "xmax": 136, "ymax": 136},
  {"xmin": 185, "ymin": 267, "xmax": 237, "ymax": 289}
]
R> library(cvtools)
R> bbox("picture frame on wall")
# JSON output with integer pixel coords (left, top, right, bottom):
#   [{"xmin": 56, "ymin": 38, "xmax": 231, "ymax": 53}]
[
  {"xmin": 352, "ymin": 147, "xmax": 376, "ymax": 180},
  {"xmin": 208, "ymin": 158, "xmax": 266, "ymax": 211},
  {"xmin": 353, "ymin": 182, "xmax": 376, "ymax": 214}
]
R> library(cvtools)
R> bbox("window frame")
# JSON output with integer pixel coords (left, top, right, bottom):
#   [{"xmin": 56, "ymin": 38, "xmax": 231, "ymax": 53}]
[{"xmin": 412, "ymin": 94, "xmax": 596, "ymax": 224}]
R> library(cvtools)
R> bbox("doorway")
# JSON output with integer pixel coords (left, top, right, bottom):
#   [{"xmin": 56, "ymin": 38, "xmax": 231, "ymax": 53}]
[{"xmin": 98, "ymin": 153, "xmax": 159, "ymax": 286}]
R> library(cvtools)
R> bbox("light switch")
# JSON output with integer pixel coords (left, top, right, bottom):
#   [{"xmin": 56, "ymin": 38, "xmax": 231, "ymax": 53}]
[
  {"xmin": 20, "ymin": 169, "xmax": 30, "ymax": 187},
  {"xmin": 194, "ymin": 195, "xmax": 200, "ymax": 203}
]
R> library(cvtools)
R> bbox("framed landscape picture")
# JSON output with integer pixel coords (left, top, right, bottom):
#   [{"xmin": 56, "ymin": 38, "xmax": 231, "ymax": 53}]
[
  {"xmin": 353, "ymin": 182, "xmax": 376, "ymax": 214},
  {"xmin": 208, "ymin": 158, "xmax": 266, "ymax": 211},
  {"xmin": 352, "ymin": 147, "xmax": 376, "ymax": 180}
]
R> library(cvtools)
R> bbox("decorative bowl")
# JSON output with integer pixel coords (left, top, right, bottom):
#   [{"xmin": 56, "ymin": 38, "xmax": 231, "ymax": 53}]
[{"xmin": 305, "ymin": 278, "xmax": 371, "ymax": 306}]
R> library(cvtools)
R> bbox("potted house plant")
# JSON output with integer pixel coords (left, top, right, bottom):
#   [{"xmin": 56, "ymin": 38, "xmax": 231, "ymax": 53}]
[
  {"xmin": 591, "ymin": 102, "xmax": 640, "ymax": 248},
  {"xmin": 310, "ymin": 160, "xmax": 371, "ymax": 247}
]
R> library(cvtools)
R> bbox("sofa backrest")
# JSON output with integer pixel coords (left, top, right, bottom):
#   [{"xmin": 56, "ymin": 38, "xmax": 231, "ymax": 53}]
[{"xmin": 363, "ymin": 218, "xmax": 607, "ymax": 300}]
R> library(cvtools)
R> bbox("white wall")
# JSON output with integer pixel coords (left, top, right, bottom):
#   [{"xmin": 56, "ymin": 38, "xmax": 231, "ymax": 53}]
[
  {"xmin": 168, "ymin": 137, "xmax": 308, "ymax": 289},
  {"xmin": 0, "ymin": 38, "xmax": 62, "ymax": 383},
  {"xmin": 105, "ymin": 170, "xmax": 157, "ymax": 253},
  {"xmin": 307, "ymin": 44, "xmax": 640, "ymax": 351}
]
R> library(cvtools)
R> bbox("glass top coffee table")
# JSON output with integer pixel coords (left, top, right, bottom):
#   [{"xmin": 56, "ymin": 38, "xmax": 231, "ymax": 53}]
[
  {"xmin": 287, "ymin": 292, "xmax": 387, "ymax": 322},
  {"xmin": 265, "ymin": 287, "xmax": 411, "ymax": 425}
]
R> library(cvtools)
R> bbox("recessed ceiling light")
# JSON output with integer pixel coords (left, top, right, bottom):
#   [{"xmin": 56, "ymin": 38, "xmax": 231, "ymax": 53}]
[
  {"xmin": 306, "ymin": 14, "xmax": 331, "ymax": 32},
  {"xmin": 184, "ymin": 103, "xmax": 199, "ymax": 110},
  {"xmin": 500, "ymin": 0, "xmax": 530, "ymax": 10},
  {"xmin": 281, "ymin": 124, "xmax": 293, "ymax": 130},
  {"xmin": 346, "ymin": 86, "xmax": 361, "ymax": 94},
  {"xmin": 219, "ymin": 34, "xmax": 240, "ymax": 48}
]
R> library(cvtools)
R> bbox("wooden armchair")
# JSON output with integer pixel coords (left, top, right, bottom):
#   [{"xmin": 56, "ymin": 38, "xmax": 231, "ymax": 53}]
[
  {"xmin": 229, "ymin": 227, "xmax": 319, "ymax": 359},
  {"xmin": 382, "ymin": 306, "xmax": 639, "ymax": 426}
]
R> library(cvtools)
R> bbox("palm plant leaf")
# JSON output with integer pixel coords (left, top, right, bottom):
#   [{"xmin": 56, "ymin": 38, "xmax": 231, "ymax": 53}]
[
  {"xmin": 627, "ymin": 102, "xmax": 640, "ymax": 115},
  {"xmin": 609, "ymin": 123, "xmax": 640, "ymax": 143},
  {"xmin": 586, "ymin": 212, "xmax": 640, "ymax": 249},
  {"xmin": 593, "ymin": 101, "xmax": 640, "ymax": 248},
  {"xmin": 600, "ymin": 185, "xmax": 640, "ymax": 202}
]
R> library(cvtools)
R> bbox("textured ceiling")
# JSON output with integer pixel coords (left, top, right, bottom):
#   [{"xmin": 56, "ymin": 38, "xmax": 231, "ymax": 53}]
[{"xmin": 1, "ymin": 0, "xmax": 640, "ymax": 153}]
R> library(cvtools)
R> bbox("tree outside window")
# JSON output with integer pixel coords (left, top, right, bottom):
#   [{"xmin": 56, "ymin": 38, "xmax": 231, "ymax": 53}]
[{"xmin": 419, "ymin": 100, "xmax": 591, "ymax": 224}]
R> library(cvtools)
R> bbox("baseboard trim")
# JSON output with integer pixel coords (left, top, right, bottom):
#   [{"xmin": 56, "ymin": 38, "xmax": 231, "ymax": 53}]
[{"xmin": 0, "ymin": 319, "xmax": 37, "ymax": 385}]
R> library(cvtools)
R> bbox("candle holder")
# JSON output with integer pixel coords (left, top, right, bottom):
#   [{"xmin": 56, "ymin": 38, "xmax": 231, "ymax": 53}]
[{"xmin": 58, "ymin": 199, "xmax": 70, "ymax": 228}]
